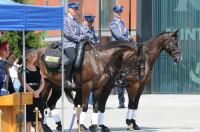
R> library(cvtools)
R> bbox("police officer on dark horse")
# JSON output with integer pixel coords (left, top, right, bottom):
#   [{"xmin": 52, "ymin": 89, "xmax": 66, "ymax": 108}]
[
  {"xmin": 39, "ymin": 2, "xmax": 139, "ymax": 131},
  {"xmin": 63, "ymin": 2, "xmax": 89, "ymax": 89}
]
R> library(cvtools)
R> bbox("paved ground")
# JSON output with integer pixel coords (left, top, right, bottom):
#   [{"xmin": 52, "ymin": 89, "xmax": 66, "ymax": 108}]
[{"xmin": 45, "ymin": 94, "xmax": 200, "ymax": 132}]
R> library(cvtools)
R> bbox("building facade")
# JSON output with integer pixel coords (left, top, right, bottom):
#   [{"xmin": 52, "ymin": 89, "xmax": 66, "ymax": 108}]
[{"xmin": 32, "ymin": 0, "xmax": 136, "ymax": 41}]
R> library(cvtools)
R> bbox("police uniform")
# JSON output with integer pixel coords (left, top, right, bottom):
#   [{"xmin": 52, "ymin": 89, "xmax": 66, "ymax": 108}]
[
  {"xmin": 80, "ymin": 15, "xmax": 99, "ymax": 43},
  {"xmin": 63, "ymin": 2, "xmax": 83, "ymax": 86},
  {"xmin": 110, "ymin": 5, "xmax": 130, "ymax": 108},
  {"xmin": 110, "ymin": 5, "xmax": 131, "ymax": 41}
]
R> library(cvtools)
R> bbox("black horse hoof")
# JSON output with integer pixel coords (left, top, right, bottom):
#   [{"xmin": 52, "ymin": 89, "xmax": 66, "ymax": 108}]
[
  {"xmin": 131, "ymin": 119, "xmax": 141, "ymax": 130},
  {"xmin": 56, "ymin": 124, "xmax": 62, "ymax": 131},
  {"xmin": 80, "ymin": 124, "xmax": 88, "ymax": 131},
  {"xmin": 99, "ymin": 125, "xmax": 110, "ymax": 132},
  {"xmin": 43, "ymin": 124, "xmax": 53, "ymax": 132},
  {"xmin": 126, "ymin": 125, "xmax": 134, "ymax": 131},
  {"xmin": 89, "ymin": 125, "xmax": 100, "ymax": 132}
]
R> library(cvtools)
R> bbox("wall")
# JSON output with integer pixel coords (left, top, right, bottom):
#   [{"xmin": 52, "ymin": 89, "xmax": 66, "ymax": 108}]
[{"xmin": 30, "ymin": 0, "xmax": 136, "ymax": 40}]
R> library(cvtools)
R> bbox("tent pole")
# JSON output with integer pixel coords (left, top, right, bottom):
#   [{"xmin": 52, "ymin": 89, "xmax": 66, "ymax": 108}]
[
  {"xmin": 61, "ymin": 0, "xmax": 67, "ymax": 132},
  {"xmin": 22, "ymin": 30, "xmax": 26, "ymax": 132}
]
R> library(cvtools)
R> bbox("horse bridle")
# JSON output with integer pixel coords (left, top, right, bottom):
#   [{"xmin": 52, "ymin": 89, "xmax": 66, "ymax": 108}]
[
  {"xmin": 145, "ymin": 36, "xmax": 181, "ymax": 58},
  {"xmin": 165, "ymin": 36, "xmax": 181, "ymax": 56}
]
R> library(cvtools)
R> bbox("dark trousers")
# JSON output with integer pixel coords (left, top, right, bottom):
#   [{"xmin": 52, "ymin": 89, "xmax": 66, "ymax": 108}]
[
  {"xmin": 64, "ymin": 47, "xmax": 76, "ymax": 80},
  {"xmin": 117, "ymin": 87, "xmax": 125, "ymax": 105},
  {"xmin": 88, "ymin": 91, "xmax": 93, "ymax": 105}
]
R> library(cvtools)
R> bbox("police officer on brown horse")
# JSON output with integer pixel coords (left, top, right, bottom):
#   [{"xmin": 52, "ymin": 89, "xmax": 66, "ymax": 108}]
[{"xmin": 63, "ymin": 2, "xmax": 86, "ymax": 89}]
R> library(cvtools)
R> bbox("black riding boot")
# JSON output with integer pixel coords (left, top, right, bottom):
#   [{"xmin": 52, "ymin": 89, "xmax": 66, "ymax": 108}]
[{"xmin": 64, "ymin": 64, "xmax": 76, "ymax": 89}]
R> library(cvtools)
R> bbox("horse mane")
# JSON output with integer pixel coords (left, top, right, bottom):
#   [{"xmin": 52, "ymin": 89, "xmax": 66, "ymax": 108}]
[
  {"xmin": 95, "ymin": 40, "xmax": 137, "ymax": 51},
  {"xmin": 142, "ymin": 31, "xmax": 171, "ymax": 46}
]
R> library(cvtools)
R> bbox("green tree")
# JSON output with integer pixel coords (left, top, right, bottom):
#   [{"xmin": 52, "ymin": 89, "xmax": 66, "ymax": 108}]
[{"xmin": 14, "ymin": 0, "xmax": 28, "ymax": 4}]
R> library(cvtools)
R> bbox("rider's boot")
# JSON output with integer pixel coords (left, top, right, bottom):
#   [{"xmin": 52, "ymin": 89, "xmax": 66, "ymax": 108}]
[{"xmin": 64, "ymin": 64, "xmax": 76, "ymax": 89}]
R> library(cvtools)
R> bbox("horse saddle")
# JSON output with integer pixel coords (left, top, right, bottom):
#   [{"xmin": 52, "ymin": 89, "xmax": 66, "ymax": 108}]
[
  {"xmin": 44, "ymin": 41, "xmax": 88, "ymax": 71},
  {"xmin": 44, "ymin": 42, "xmax": 69, "ymax": 69}
]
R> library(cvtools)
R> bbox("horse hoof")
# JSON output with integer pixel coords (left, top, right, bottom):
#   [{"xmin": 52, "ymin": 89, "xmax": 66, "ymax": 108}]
[
  {"xmin": 99, "ymin": 125, "xmax": 110, "ymax": 132},
  {"xmin": 89, "ymin": 125, "xmax": 100, "ymax": 132},
  {"xmin": 80, "ymin": 124, "xmax": 88, "ymax": 131},
  {"xmin": 43, "ymin": 124, "xmax": 53, "ymax": 132},
  {"xmin": 131, "ymin": 119, "xmax": 141, "ymax": 130},
  {"xmin": 56, "ymin": 124, "xmax": 62, "ymax": 131},
  {"xmin": 127, "ymin": 125, "xmax": 134, "ymax": 131}
]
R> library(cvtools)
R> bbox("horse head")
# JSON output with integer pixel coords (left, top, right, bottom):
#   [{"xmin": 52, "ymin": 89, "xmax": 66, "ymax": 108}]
[{"xmin": 162, "ymin": 29, "xmax": 182, "ymax": 63}]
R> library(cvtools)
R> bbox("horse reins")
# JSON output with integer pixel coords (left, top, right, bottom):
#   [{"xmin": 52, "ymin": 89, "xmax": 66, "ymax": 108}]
[{"xmin": 88, "ymin": 42, "xmax": 123, "ymax": 73}]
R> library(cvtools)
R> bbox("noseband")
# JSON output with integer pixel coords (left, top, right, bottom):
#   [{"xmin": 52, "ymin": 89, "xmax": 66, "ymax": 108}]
[{"xmin": 164, "ymin": 37, "xmax": 181, "ymax": 56}]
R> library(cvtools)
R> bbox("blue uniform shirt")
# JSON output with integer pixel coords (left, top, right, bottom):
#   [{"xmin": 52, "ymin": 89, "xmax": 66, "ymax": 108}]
[
  {"xmin": 0, "ymin": 60, "xmax": 5, "ymax": 89},
  {"xmin": 80, "ymin": 23, "xmax": 99, "ymax": 43},
  {"xmin": 63, "ymin": 13, "xmax": 83, "ymax": 49},
  {"xmin": 110, "ymin": 17, "xmax": 131, "ymax": 41}
]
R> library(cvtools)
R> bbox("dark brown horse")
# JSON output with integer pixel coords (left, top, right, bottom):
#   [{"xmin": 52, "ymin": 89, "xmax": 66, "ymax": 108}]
[
  {"xmin": 36, "ymin": 41, "xmax": 137, "ymax": 130},
  {"xmin": 95, "ymin": 30, "xmax": 182, "ymax": 131}
]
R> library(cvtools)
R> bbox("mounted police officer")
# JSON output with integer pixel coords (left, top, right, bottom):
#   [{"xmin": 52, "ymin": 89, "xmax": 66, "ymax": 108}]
[
  {"xmin": 63, "ymin": 2, "xmax": 85, "ymax": 88},
  {"xmin": 80, "ymin": 14, "xmax": 99, "ymax": 44},
  {"xmin": 0, "ymin": 41, "xmax": 10, "ymax": 95}
]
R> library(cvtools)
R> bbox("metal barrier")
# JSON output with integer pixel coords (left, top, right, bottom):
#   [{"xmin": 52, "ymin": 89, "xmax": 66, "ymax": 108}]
[{"xmin": 34, "ymin": 107, "xmax": 41, "ymax": 132}]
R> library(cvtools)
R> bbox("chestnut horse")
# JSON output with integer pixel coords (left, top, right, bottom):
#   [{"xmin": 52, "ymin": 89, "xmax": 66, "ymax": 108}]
[{"xmin": 95, "ymin": 30, "xmax": 182, "ymax": 131}]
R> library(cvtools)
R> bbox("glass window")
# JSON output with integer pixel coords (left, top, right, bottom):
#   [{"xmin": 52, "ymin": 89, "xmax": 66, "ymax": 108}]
[{"xmin": 101, "ymin": 0, "xmax": 116, "ymax": 30}]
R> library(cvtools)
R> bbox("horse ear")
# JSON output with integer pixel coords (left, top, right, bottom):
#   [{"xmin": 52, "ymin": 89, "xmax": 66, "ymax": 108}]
[
  {"xmin": 171, "ymin": 29, "xmax": 179, "ymax": 37},
  {"xmin": 174, "ymin": 29, "xmax": 179, "ymax": 34}
]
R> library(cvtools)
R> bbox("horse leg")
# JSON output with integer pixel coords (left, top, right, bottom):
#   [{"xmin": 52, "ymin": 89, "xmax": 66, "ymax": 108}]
[
  {"xmin": 126, "ymin": 82, "xmax": 141, "ymax": 130},
  {"xmin": 98, "ymin": 78, "xmax": 115, "ymax": 132},
  {"xmin": 89, "ymin": 88, "xmax": 103, "ymax": 132},
  {"xmin": 47, "ymin": 86, "xmax": 62, "ymax": 131},
  {"xmin": 78, "ymin": 86, "xmax": 90, "ymax": 131},
  {"xmin": 40, "ymin": 81, "xmax": 53, "ymax": 132},
  {"xmin": 131, "ymin": 87, "xmax": 143, "ymax": 130}
]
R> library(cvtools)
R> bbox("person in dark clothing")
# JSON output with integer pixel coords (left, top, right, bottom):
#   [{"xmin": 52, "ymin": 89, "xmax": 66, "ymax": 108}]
[
  {"xmin": 20, "ymin": 48, "xmax": 45, "ymax": 132},
  {"xmin": 0, "ymin": 41, "xmax": 10, "ymax": 95}
]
